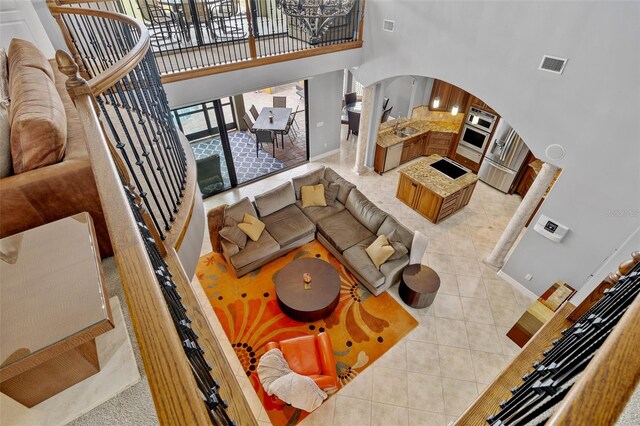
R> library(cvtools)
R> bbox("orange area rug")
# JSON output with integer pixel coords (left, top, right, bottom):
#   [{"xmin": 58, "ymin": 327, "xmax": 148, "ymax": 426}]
[{"xmin": 196, "ymin": 241, "xmax": 418, "ymax": 426}]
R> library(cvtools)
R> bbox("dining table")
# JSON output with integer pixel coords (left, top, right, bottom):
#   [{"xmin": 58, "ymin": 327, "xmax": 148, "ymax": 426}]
[{"xmin": 254, "ymin": 107, "xmax": 292, "ymax": 147}]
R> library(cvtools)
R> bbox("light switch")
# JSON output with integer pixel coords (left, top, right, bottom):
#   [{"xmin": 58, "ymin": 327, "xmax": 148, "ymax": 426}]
[{"xmin": 316, "ymin": 122, "xmax": 324, "ymax": 127}]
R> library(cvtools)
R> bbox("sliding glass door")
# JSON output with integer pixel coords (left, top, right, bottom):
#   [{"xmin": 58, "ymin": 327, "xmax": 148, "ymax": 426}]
[
  {"xmin": 172, "ymin": 81, "xmax": 309, "ymax": 198},
  {"xmin": 172, "ymin": 100, "xmax": 234, "ymax": 197}
]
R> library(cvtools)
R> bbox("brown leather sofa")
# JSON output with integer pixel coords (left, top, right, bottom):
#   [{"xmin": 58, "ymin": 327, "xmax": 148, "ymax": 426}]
[{"xmin": 0, "ymin": 39, "xmax": 112, "ymax": 256}]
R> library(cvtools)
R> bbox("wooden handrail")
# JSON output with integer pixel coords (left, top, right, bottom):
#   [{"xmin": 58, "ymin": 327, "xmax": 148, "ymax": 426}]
[
  {"xmin": 56, "ymin": 51, "xmax": 213, "ymax": 425},
  {"xmin": 160, "ymin": 40, "xmax": 363, "ymax": 83},
  {"xmin": 51, "ymin": 4, "xmax": 257, "ymax": 420},
  {"xmin": 49, "ymin": 5, "xmax": 151, "ymax": 96},
  {"xmin": 52, "ymin": 0, "xmax": 365, "ymax": 82}
]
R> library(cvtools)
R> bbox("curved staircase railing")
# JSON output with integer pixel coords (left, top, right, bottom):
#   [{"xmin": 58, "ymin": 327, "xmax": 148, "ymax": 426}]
[{"xmin": 47, "ymin": 4, "xmax": 255, "ymax": 424}]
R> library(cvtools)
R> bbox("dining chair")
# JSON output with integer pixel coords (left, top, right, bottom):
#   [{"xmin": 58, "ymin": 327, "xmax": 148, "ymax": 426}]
[
  {"xmin": 249, "ymin": 104, "xmax": 259, "ymax": 120},
  {"xmin": 347, "ymin": 110, "xmax": 360, "ymax": 141},
  {"xmin": 242, "ymin": 113, "xmax": 256, "ymax": 135},
  {"xmin": 273, "ymin": 96, "xmax": 287, "ymax": 108},
  {"xmin": 179, "ymin": 0, "xmax": 215, "ymax": 42},
  {"xmin": 381, "ymin": 107, "xmax": 393, "ymax": 123},
  {"xmin": 211, "ymin": 0, "xmax": 245, "ymax": 37},
  {"xmin": 138, "ymin": 0, "xmax": 181, "ymax": 44},
  {"xmin": 344, "ymin": 92, "xmax": 357, "ymax": 106},
  {"xmin": 278, "ymin": 120, "xmax": 295, "ymax": 148},
  {"xmin": 288, "ymin": 105, "xmax": 300, "ymax": 131},
  {"xmin": 256, "ymin": 130, "xmax": 276, "ymax": 158}
]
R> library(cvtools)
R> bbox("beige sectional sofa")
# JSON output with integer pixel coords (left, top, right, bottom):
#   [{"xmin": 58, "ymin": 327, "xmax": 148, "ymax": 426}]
[{"xmin": 209, "ymin": 166, "xmax": 425, "ymax": 296}]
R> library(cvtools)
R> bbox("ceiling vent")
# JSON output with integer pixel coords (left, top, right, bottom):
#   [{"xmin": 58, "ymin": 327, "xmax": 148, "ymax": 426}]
[
  {"xmin": 383, "ymin": 19, "xmax": 395, "ymax": 32},
  {"xmin": 539, "ymin": 55, "xmax": 568, "ymax": 74}
]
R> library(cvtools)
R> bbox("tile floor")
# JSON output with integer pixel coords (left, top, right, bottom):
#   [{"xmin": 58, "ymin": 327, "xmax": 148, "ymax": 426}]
[{"xmin": 198, "ymin": 127, "xmax": 535, "ymax": 426}]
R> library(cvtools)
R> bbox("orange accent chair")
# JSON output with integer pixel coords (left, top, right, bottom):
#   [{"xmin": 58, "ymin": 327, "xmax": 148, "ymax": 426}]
[{"xmin": 265, "ymin": 333, "xmax": 338, "ymax": 397}]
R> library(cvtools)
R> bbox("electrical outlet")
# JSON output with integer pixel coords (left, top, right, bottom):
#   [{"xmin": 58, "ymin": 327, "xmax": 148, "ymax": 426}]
[
  {"xmin": 316, "ymin": 121, "xmax": 324, "ymax": 127},
  {"xmin": 525, "ymin": 274, "xmax": 533, "ymax": 281},
  {"xmin": 324, "ymin": 143, "xmax": 327, "ymax": 147}
]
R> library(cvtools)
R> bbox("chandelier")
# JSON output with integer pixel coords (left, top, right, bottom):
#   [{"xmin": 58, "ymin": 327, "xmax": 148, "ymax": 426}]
[{"xmin": 276, "ymin": 0, "xmax": 357, "ymax": 44}]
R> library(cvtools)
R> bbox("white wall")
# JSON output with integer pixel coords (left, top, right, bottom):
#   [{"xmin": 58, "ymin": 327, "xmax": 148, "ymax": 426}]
[
  {"xmin": 30, "ymin": 0, "xmax": 66, "ymax": 52},
  {"xmin": 572, "ymin": 226, "xmax": 640, "ymax": 304},
  {"xmin": 307, "ymin": 70, "xmax": 344, "ymax": 159},
  {"xmin": 382, "ymin": 75, "xmax": 414, "ymax": 118},
  {"xmin": 164, "ymin": 48, "xmax": 362, "ymax": 108},
  {"xmin": 1, "ymin": 0, "xmax": 55, "ymax": 57},
  {"xmin": 354, "ymin": 0, "xmax": 640, "ymax": 296}
]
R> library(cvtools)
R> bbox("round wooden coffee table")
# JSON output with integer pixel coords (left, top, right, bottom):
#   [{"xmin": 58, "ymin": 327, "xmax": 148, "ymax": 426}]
[
  {"xmin": 274, "ymin": 258, "xmax": 341, "ymax": 322},
  {"xmin": 399, "ymin": 264, "xmax": 440, "ymax": 309}
]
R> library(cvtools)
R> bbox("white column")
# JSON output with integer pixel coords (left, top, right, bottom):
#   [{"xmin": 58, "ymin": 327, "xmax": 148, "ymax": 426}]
[
  {"xmin": 484, "ymin": 162, "xmax": 560, "ymax": 270},
  {"xmin": 353, "ymin": 84, "xmax": 374, "ymax": 175}
]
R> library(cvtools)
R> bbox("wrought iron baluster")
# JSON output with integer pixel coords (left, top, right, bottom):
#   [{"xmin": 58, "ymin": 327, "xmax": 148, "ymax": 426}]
[{"xmin": 124, "ymin": 185, "xmax": 235, "ymax": 425}]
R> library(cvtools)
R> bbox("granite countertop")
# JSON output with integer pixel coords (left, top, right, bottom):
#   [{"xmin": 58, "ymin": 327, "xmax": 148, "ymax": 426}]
[
  {"xmin": 378, "ymin": 106, "xmax": 464, "ymax": 149},
  {"xmin": 399, "ymin": 155, "xmax": 479, "ymax": 197},
  {"xmin": 377, "ymin": 119, "xmax": 461, "ymax": 148}
]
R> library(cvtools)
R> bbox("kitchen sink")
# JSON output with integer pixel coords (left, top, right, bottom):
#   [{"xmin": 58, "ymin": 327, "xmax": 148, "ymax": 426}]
[{"xmin": 393, "ymin": 126, "xmax": 420, "ymax": 138}]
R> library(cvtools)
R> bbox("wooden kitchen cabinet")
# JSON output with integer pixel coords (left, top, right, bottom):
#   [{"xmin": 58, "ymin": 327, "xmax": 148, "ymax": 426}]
[
  {"xmin": 374, "ymin": 144, "xmax": 387, "ymax": 174},
  {"xmin": 397, "ymin": 159, "xmax": 478, "ymax": 224},
  {"xmin": 429, "ymin": 80, "xmax": 469, "ymax": 113},
  {"xmin": 396, "ymin": 173, "xmax": 420, "ymax": 206},
  {"xmin": 425, "ymin": 131, "xmax": 455, "ymax": 157},
  {"xmin": 469, "ymin": 95, "xmax": 497, "ymax": 114},
  {"xmin": 515, "ymin": 165, "xmax": 537, "ymax": 198},
  {"xmin": 400, "ymin": 135, "xmax": 423, "ymax": 164}
]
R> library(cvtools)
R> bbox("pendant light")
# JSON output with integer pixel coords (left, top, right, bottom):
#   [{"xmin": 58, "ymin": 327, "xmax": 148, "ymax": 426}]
[
  {"xmin": 450, "ymin": 85, "xmax": 461, "ymax": 116},
  {"xmin": 432, "ymin": 80, "xmax": 441, "ymax": 109}
]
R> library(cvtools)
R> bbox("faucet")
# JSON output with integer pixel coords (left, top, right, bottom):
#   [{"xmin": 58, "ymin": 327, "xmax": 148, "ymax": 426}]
[{"xmin": 394, "ymin": 116, "xmax": 403, "ymax": 131}]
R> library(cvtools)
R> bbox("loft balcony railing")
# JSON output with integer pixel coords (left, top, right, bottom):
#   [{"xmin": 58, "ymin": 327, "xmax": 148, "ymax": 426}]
[
  {"xmin": 53, "ymin": 0, "xmax": 364, "ymax": 82},
  {"xmin": 46, "ymin": 3, "xmax": 255, "ymax": 424}
]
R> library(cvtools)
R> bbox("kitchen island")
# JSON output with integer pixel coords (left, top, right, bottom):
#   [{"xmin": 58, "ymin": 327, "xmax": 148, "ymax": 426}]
[
  {"xmin": 374, "ymin": 106, "xmax": 463, "ymax": 174},
  {"xmin": 396, "ymin": 155, "xmax": 479, "ymax": 223}
]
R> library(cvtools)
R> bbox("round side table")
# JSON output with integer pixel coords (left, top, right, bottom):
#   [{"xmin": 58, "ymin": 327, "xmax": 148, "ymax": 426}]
[{"xmin": 399, "ymin": 264, "xmax": 440, "ymax": 309}]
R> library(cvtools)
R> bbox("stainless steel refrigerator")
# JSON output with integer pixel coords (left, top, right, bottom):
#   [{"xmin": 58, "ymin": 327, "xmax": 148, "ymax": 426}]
[{"xmin": 478, "ymin": 119, "xmax": 530, "ymax": 193}]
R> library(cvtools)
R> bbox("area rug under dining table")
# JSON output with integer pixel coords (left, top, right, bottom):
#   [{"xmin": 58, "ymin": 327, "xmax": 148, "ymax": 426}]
[{"xmin": 196, "ymin": 241, "xmax": 418, "ymax": 426}]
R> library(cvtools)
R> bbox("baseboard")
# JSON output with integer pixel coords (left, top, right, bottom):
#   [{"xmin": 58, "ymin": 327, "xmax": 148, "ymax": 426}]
[
  {"xmin": 310, "ymin": 148, "xmax": 340, "ymax": 162},
  {"xmin": 497, "ymin": 269, "xmax": 538, "ymax": 299}
]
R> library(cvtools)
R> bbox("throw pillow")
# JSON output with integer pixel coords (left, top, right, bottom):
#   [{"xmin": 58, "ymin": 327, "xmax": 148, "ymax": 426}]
[
  {"xmin": 7, "ymin": 39, "xmax": 55, "ymax": 81},
  {"xmin": 9, "ymin": 66, "xmax": 67, "ymax": 173},
  {"xmin": 301, "ymin": 184, "xmax": 327, "ymax": 208},
  {"xmin": 238, "ymin": 213, "xmax": 265, "ymax": 242},
  {"xmin": 365, "ymin": 235, "xmax": 395, "ymax": 270},
  {"xmin": 320, "ymin": 178, "xmax": 339, "ymax": 206},
  {"xmin": 219, "ymin": 217, "xmax": 247, "ymax": 249},
  {"xmin": 387, "ymin": 230, "xmax": 409, "ymax": 261}
]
